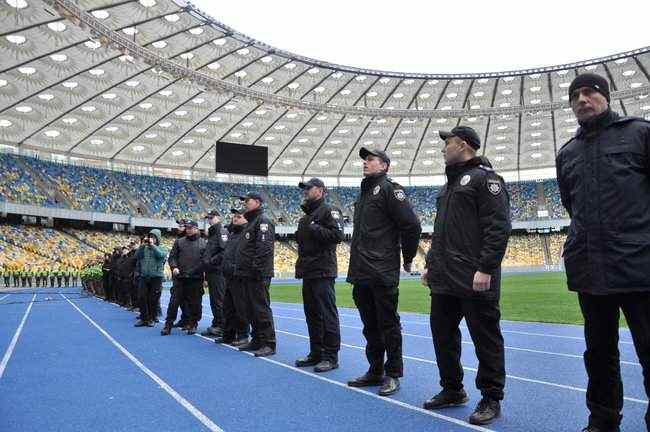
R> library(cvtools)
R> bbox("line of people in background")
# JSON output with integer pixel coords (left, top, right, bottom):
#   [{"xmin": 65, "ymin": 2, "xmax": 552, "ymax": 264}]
[{"xmin": 0, "ymin": 266, "xmax": 80, "ymax": 288}]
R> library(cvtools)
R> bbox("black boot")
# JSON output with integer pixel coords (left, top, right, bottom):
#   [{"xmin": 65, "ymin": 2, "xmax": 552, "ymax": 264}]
[
  {"xmin": 347, "ymin": 372, "xmax": 384, "ymax": 387},
  {"xmin": 295, "ymin": 354, "xmax": 320, "ymax": 367},
  {"xmin": 160, "ymin": 324, "xmax": 172, "ymax": 336},
  {"xmin": 314, "ymin": 360, "xmax": 339, "ymax": 373},
  {"xmin": 238, "ymin": 341, "xmax": 261, "ymax": 352},
  {"xmin": 253, "ymin": 346, "xmax": 276, "ymax": 357},
  {"xmin": 423, "ymin": 389, "xmax": 469, "ymax": 410},
  {"xmin": 469, "ymin": 397, "xmax": 501, "ymax": 425},
  {"xmin": 378, "ymin": 377, "xmax": 400, "ymax": 396}
]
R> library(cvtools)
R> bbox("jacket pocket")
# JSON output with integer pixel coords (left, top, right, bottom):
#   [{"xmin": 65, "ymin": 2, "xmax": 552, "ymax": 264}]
[{"xmin": 604, "ymin": 233, "xmax": 650, "ymax": 289}]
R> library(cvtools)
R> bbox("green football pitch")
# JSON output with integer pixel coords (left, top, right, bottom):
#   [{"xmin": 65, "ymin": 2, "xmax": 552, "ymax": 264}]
[{"xmin": 271, "ymin": 272, "xmax": 625, "ymax": 326}]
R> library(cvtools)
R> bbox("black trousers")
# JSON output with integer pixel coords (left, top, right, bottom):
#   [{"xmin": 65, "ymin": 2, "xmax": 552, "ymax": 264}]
[
  {"xmin": 165, "ymin": 278, "xmax": 203, "ymax": 326},
  {"xmin": 139, "ymin": 277, "xmax": 162, "ymax": 322},
  {"xmin": 206, "ymin": 272, "xmax": 226, "ymax": 329},
  {"xmin": 578, "ymin": 292, "xmax": 650, "ymax": 430},
  {"xmin": 118, "ymin": 278, "xmax": 132, "ymax": 307},
  {"xmin": 49, "ymin": 276, "xmax": 55, "ymax": 288},
  {"xmin": 429, "ymin": 293, "xmax": 506, "ymax": 401},
  {"xmin": 2, "ymin": 277, "xmax": 8, "ymax": 287},
  {"xmin": 302, "ymin": 277, "xmax": 341, "ymax": 362},
  {"xmin": 170, "ymin": 278, "xmax": 190, "ymax": 324},
  {"xmin": 243, "ymin": 278, "xmax": 276, "ymax": 348},
  {"xmin": 352, "ymin": 280, "xmax": 403, "ymax": 378},
  {"xmin": 222, "ymin": 276, "xmax": 250, "ymax": 341},
  {"xmin": 130, "ymin": 277, "xmax": 140, "ymax": 309}
]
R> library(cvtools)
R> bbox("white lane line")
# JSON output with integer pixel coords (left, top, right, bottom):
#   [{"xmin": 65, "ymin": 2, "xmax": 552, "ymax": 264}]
[
  {"xmin": 273, "ymin": 328, "xmax": 649, "ymax": 406},
  {"xmin": 61, "ymin": 294, "xmax": 224, "ymax": 432},
  {"xmin": 0, "ymin": 294, "xmax": 35, "ymax": 379},
  {"xmin": 191, "ymin": 334, "xmax": 496, "ymax": 432},
  {"xmin": 178, "ymin": 301, "xmax": 648, "ymax": 406},
  {"xmin": 270, "ymin": 314, "xmax": 640, "ymax": 367},
  {"xmin": 270, "ymin": 304, "xmax": 636, "ymax": 346},
  {"xmin": 0, "ymin": 294, "xmax": 10, "ymax": 303}
]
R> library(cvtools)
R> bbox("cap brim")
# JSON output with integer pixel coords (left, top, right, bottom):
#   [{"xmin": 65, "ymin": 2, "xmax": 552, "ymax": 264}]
[
  {"xmin": 438, "ymin": 131, "xmax": 455, "ymax": 141},
  {"xmin": 298, "ymin": 181, "xmax": 314, "ymax": 189},
  {"xmin": 359, "ymin": 147, "xmax": 376, "ymax": 160}
]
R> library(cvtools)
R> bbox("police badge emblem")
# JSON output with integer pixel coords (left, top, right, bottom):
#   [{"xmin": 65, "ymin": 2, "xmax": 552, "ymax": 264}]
[
  {"xmin": 260, "ymin": 223, "xmax": 268, "ymax": 232},
  {"xmin": 487, "ymin": 179, "xmax": 502, "ymax": 195},
  {"xmin": 373, "ymin": 185, "xmax": 381, "ymax": 195},
  {"xmin": 460, "ymin": 175, "xmax": 471, "ymax": 186},
  {"xmin": 331, "ymin": 210, "xmax": 340, "ymax": 219},
  {"xmin": 245, "ymin": 232, "xmax": 251, "ymax": 239},
  {"xmin": 394, "ymin": 189, "xmax": 406, "ymax": 201}
]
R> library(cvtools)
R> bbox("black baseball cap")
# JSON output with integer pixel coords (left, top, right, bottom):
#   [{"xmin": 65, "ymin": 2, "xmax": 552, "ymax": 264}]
[
  {"xmin": 234, "ymin": 192, "xmax": 264, "ymax": 203},
  {"xmin": 298, "ymin": 177, "xmax": 325, "ymax": 190},
  {"xmin": 175, "ymin": 218, "xmax": 186, "ymax": 226},
  {"xmin": 204, "ymin": 210, "xmax": 220, "ymax": 218},
  {"xmin": 230, "ymin": 207, "xmax": 245, "ymax": 214},
  {"xmin": 439, "ymin": 126, "xmax": 481, "ymax": 150},
  {"xmin": 359, "ymin": 147, "xmax": 390, "ymax": 165},
  {"xmin": 184, "ymin": 219, "xmax": 199, "ymax": 228}
]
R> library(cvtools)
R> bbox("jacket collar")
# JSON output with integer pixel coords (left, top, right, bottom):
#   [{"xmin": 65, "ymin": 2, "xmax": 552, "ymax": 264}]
[
  {"xmin": 301, "ymin": 197, "xmax": 323, "ymax": 215},
  {"xmin": 207, "ymin": 223, "xmax": 221, "ymax": 237},
  {"xmin": 228, "ymin": 223, "xmax": 245, "ymax": 234},
  {"xmin": 244, "ymin": 207, "xmax": 263, "ymax": 222},
  {"xmin": 185, "ymin": 233, "xmax": 199, "ymax": 241},
  {"xmin": 445, "ymin": 156, "xmax": 485, "ymax": 183},
  {"xmin": 575, "ymin": 108, "xmax": 619, "ymax": 138},
  {"xmin": 360, "ymin": 171, "xmax": 387, "ymax": 191}
]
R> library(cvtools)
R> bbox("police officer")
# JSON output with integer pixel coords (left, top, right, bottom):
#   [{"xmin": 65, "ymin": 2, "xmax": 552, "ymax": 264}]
[
  {"xmin": 556, "ymin": 73, "xmax": 650, "ymax": 432},
  {"xmin": 49, "ymin": 267, "xmax": 56, "ymax": 290},
  {"xmin": 201, "ymin": 210, "xmax": 228, "ymax": 337},
  {"xmin": 171, "ymin": 220, "xmax": 191, "ymax": 329},
  {"xmin": 162, "ymin": 220, "xmax": 206, "ymax": 336},
  {"xmin": 421, "ymin": 126, "xmax": 510, "ymax": 426},
  {"xmin": 346, "ymin": 147, "xmax": 421, "ymax": 396},
  {"xmin": 294, "ymin": 178, "xmax": 344, "ymax": 373},
  {"xmin": 215, "ymin": 208, "xmax": 250, "ymax": 346},
  {"xmin": 234, "ymin": 192, "xmax": 277, "ymax": 357}
]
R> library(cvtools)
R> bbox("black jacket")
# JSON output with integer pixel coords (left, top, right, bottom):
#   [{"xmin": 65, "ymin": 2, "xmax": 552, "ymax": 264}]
[
  {"xmin": 347, "ymin": 171, "xmax": 422, "ymax": 286},
  {"xmin": 556, "ymin": 109, "xmax": 650, "ymax": 294},
  {"xmin": 203, "ymin": 223, "xmax": 228, "ymax": 274},
  {"xmin": 295, "ymin": 198, "xmax": 344, "ymax": 279},
  {"xmin": 167, "ymin": 233, "xmax": 207, "ymax": 280},
  {"xmin": 425, "ymin": 156, "xmax": 511, "ymax": 299},
  {"xmin": 235, "ymin": 208, "xmax": 275, "ymax": 279},
  {"xmin": 222, "ymin": 223, "xmax": 245, "ymax": 279}
]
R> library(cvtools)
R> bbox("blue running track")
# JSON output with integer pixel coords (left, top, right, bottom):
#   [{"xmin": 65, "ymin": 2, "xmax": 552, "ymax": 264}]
[{"xmin": 0, "ymin": 288, "xmax": 646, "ymax": 431}]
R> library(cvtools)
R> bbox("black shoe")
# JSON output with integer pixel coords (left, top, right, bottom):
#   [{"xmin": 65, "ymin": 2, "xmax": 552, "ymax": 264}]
[
  {"xmin": 172, "ymin": 320, "xmax": 186, "ymax": 328},
  {"xmin": 238, "ymin": 341, "xmax": 261, "ymax": 352},
  {"xmin": 153, "ymin": 318, "xmax": 160, "ymax": 323},
  {"xmin": 314, "ymin": 360, "xmax": 338, "ymax": 373},
  {"xmin": 186, "ymin": 325, "xmax": 197, "ymax": 335},
  {"xmin": 214, "ymin": 336, "xmax": 234, "ymax": 344},
  {"xmin": 145, "ymin": 321, "xmax": 154, "ymax": 327},
  {"xmin": 378, "ymin": 377, "xmax": 400, "ymax": 396},
  {"xmin": 160, "ymin": 325, "xmax": 171, "ymax": 336},
  {"xmin": 423, "ymin": 389, "xmax": 469, "ymax": 410},
  {"xmin": 134, "ymin": 320, "xmax": 147, "ymax": 327},
  {"xmin": 347, "ymin": 373, "xmax": 385, "ymax": 387},
  {"xmin": 295, "ymin": 354, "xmax": 320, "ymax": 367},
  {"xmin": 581, "ymin": 427, "xmax": 620, "ymax": 432},
  {"xmin": 201, "ymin": 326, "xmax": 220, "ymax": 337},
  {"xmin": 469, "ymin": 398, "xmax": 501, "ymax": 425},
  {"xmin": 253, "ymin": 346, "xmax": 276, "ymax": 357},
  {"xmin": 230, "ymin": 337, "xmax": 249, "ymax": 347}
]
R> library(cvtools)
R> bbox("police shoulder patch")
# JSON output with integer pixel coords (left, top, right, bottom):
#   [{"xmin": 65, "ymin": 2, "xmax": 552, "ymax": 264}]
[
  {"xmin": 460, "ymin": 174, "xmax": 471, "ymax": 186},
  {"xmin": 394, "ymin": 189, "xmax": 406, "ymax": 201},
  {"xmin": 260, "ymin": 223, "xmax": 268, "ymax": 232},
  {"xmin": 221, "ymin": 234, "xmax": 228, "ymax": 242},
  {"xmin": 331, "ymin": 210, "xmax": 340, "ymax": 219},
  {"xmin": 487, "ymin": 178, "xmax": 502, "ymax": 195},
  {"xmin": 373, "ymin": 185, "xmax": 381, "ymax": 195},
  {"xmin": 245, "ymin": 232, "xmax": 251, "ymax": 240}
]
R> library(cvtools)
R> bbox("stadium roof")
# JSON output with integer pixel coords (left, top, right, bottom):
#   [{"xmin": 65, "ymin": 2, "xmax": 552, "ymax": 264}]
[{"xmin": 0, "ymin": 0, "xmax": 649, "ymax": 178}]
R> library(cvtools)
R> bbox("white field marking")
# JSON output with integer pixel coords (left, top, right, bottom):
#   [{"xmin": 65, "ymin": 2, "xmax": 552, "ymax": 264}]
[
  {"xmin": 270, "ymin": 304, "xmax": 635, "ymax": 345},
  {"xmin": 0, "ymin": 294, "xmax": 35, "ymax": 379},
  {"xmin": 0, "ymin": 294, "xmax": 10, "ymax": 302},
  {"xmin": 62, "ymin": 294, "xmax": 224, "ymax": 432},
  {"xmin": 191, "ymin": 333, "xmax": 496, "ymax": 432},
  {"xmin": 270, "ymin": 314, "xmax": 640, "ymax": 367},
  {"xmin": 176, "ymin": 300, "xmax": 648, "ymax": 406}
]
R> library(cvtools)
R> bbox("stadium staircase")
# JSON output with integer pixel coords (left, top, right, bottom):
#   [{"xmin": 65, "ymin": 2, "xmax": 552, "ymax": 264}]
[
  {"xmin": 186, "ymin": 183, "xmax": 209, "ymax": 213},
  {"xmin": 541, "ymin": 235, "xmax": 552, "ymax": 266},
  {"xmin": 61, "ymin": 229, "xmax": 104, "ymax": 253},
  {"xmin": 16, "ymin": 157, "xmax": 71, "ymax": 208},
  {"xmin": 115, "ymin": 179, "xmax": 153, "ymax": 217}
]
